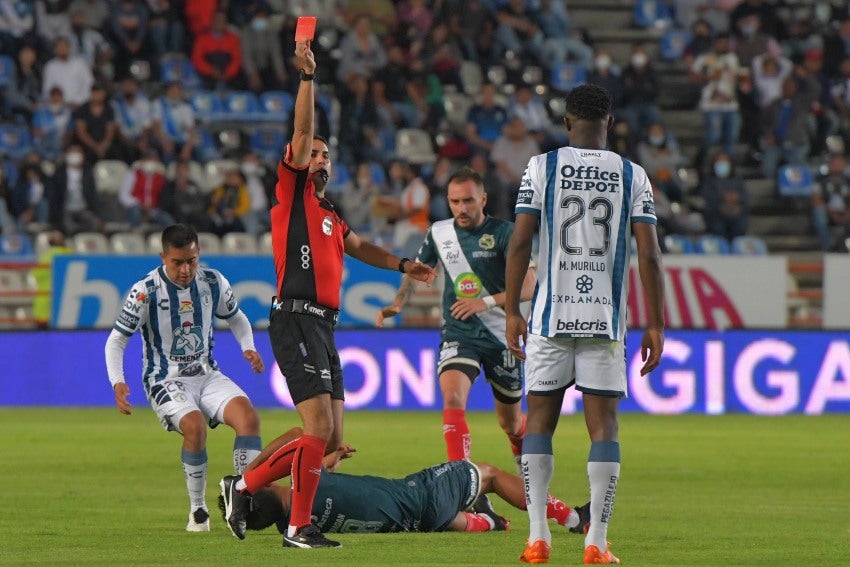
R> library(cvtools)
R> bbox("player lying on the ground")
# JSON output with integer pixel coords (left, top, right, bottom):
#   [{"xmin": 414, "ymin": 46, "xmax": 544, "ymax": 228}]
[{"xmin": 219, "ymin": 427, "xmax": 589, "ymax": 539}]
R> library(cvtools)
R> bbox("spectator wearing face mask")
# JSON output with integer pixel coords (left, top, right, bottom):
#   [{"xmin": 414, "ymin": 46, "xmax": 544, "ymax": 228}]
[
  {"xmin": 32, "ymin": 86, "xmax": 73, "ymax": 161},
  {"xmin": 701, "ymin": 151, "xmax": 749, "ymax": 241},
  {"xmin": 48, "ymin": 144, "xmax": 103, "ymax": 235},
  {"xmin": 118, "ymin": 149, "xmax": 173, "ymax": 229},
  {"xmin": 340, "ymin": 162, "xmax": 381, "ymax": 233},
  {"xmin": 112, "ymin": 76, "xmax": 152, "ymax": 160},
  {"xmin": 637, "ymin": 123, "xmax": 687, "ymax": 202},
  {"xmin": 12, "ymin": 152, "xmax": 50, "ymax": 230},
  {"xmin": 151, "ymin": 81, "xmax": 196, "ymax": 163},
  {"xmin": 72, "ymin": 82, "xmax": 125, "ymax": 163},
  {"xmin": 620, "ymin": 43, "xmax": 662, "ymax": 141}
]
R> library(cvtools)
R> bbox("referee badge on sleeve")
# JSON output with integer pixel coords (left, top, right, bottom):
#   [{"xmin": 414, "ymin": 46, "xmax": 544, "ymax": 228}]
[{"xmin": 322, "ymin": 215, "xmax": 333, "ymax": 235}]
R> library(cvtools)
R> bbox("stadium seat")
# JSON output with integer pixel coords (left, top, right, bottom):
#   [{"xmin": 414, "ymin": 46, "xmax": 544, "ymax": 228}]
[
  {"xmin": 0, "ymin": 124, "xmax": 33, "ymax": 160},
  {"xmin": 110, "ymin": 232, "xmax": 148, "ymax": 255},
  {"xmin": 0, "ymin": 54, "xmax": 14, "ymax": 86},
  {"xmin": 661, "ymin": 29, "xmax": 692, "ymax": 60},
  {"xmin": 197, "ymin": 232, "xmax": 221, "ymax": 254},
  {"xmin": 634, "ymin": 0, "xmax": 673, "ymax": 28},
  {"xmin": 486, "ymin": 64, "xmax": 507, "ymax": 86},
  {"xmin": 0, "ymin": 269, "xmax": 26, "ymax": 307},
  {"xmin": 370, "ymin": 162, "xmax": 387, "ymax": 185},
  {"xmin": 221, "ymin": 233, "xmax": 258, "ymax": 255},
  {"xmin": 695, "ymin": 235, "xmax": 730, "ymax": 254},
  {"xmin": 190, "ymin": 91, "xmax": 225, "ymax": 123},
  {"xmin": 550, "ymin": 63, "xmax": 587, "ymax": 94},
  {"xmin": 663, "ymin": 234, "xmax": 695, "ymax": 254},
  {"xmin": 249, "ymin": 127, "xmax": 286, "ymax": 166},
  {"xmin": 0, "ymin": 233, "xmax": 35, "ymax": 261},
  {"xmin": 72, "ymin": 232, "xmax": 110, "ymax": 254},
  {"xmin": 34, "ymin": 232, "xmax": 53, "ymax": 257},
  {"xmin": 160, "ymin": 57, "xmax": 201, "ymax": 90},
  {"xmin": 258, "ymin": 231, "xmax": 273, "ymax": 255},
  {"xmin": 93, "ymin": 160, "xmax": 130, "ymax": 195},
  {"xmin": 204, "ymin": 159, "xmax": 240, "ymax": 190},
  {"xmin": 194, "ymin": 127, "xmax": 222, "ymax": 163},
  {"xmin": 777, "ymin": 165, "xmax": 815, "ymax": 198},
  {"xmin": 731, "ymin": 235, "xmax": 768, "ymax": 255},
  {"xmin": 222, "ymin": 91, "xmax": 261, "ymax": 122},
  {"xmin": 2, "ymin": 159, "xmax": 18, "ymax": 188},
  {"xmin": 396, "ymin": 128, "xmax": 437, "ymax": 165},
  {"xmin": 146, "ymin": 232, "xmax": 162, "ymax": 254},
  {"xmin": 165, "ymin": 160, "xmax": 206, "ymax": 186},
  {"xmin": 327, "ymin": 162, "xmax": 351, "ymax": 194},
  {"xmin": 443, "ymin": 92, "xmax": 473, "ymax": 132},
  {"xmin": 459, "ymin": 60, "xmax": 483, "ymax": 95},
  {"xmin": 259, "ymin": 91, "xmax": 294, "ymax": 123}
]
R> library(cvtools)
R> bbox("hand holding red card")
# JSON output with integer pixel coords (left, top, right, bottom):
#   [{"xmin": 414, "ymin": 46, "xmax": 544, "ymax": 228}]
[{"xmin": 295, "ymin": 16, "xmax": 317, "ymax": 42}]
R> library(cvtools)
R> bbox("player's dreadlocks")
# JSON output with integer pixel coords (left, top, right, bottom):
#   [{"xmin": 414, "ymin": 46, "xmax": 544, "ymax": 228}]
[{"xmin": 564, "ymin": 84, "xmax": 612, "ymax": 121}]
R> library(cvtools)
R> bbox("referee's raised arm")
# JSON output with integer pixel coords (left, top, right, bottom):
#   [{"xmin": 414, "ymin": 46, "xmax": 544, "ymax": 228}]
[{"xmin": 289, "ymin": 40, "xmax": 317, "ymax": 168}]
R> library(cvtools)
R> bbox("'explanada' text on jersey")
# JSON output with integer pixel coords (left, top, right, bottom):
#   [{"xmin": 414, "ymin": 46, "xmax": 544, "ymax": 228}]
[
  {"xmin": 112, "ymin": 266, "xmax": 240, "ymax": 392},
  {"xmin": 416, "ymin": 217, "xmax": 514, "ymax": 346},
  {"xmin": 515, "ymin": 147, "xmax": 656, "ymax": 341},
  {"xmin": 271, "ymin": 145, "xmax": 350, "ymax": 309}
]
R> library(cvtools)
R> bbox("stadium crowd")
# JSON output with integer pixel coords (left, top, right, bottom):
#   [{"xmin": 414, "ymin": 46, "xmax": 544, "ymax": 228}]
[{"xmin": 0, "ymin": 0, "xmax": 849, "ymax": 254}]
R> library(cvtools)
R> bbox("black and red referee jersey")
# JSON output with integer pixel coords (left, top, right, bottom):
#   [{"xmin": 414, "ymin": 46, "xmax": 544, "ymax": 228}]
[{"xmin": 271, "ymin": 145, "xmax": 350, "ymax": 309}]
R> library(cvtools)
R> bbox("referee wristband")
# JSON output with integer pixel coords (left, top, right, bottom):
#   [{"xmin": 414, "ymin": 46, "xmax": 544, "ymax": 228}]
[
  {"xmin": 398, "ymin": 257, "xmax": 411, "ymax": 273},
  {"xmin": 482, "ymin": 295, "xmax": 497, "ymax": 309}
]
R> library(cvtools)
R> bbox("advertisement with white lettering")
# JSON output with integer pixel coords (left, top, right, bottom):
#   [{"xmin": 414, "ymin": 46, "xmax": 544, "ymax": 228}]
[{"xmin": 2, "ymin": 330, "xmax": 847, "ymax": 414}]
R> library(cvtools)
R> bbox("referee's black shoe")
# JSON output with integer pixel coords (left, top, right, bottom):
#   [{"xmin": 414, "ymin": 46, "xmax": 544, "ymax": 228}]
[
  {"xmin": 219, "ymin": 475, "xmax": 251, "ymax": 540},
  {"xmin": 282, "ymin": 523, "xmax": 341, "ymax": 548}
]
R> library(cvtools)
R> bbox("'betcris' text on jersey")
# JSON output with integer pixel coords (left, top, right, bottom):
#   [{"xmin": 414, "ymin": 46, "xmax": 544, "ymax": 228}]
[{"xmin": 515, "ymin": 147, "xmax": 656, "ymax": 341}]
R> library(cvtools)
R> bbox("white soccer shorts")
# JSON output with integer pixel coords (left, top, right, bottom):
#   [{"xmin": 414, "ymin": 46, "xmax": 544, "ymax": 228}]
[
  {"xmin": 524, "ymin": 334, "xmax": 627, "ymax": 398},
  {"xmin": 148, "ymin": 370, "xmax": 250, "ymax": 432}
]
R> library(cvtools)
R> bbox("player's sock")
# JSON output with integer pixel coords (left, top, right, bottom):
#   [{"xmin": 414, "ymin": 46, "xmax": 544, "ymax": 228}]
[
  {"xmin": 585, "ymin": 441, "xmax": 620, "ymax": 550},
  {"xmin": 233, "ymin": 435, "xmax": 262, "ymax": 474},
  {"xmin": 507, "ymin": 413, "xmax": 527, "ymax": 457},
  {"xmin": 287, "ymin": 434, "xmax": 326, "ymax": 536},
  {"xmin": 462, "ymin": 512, "xmax": 495, "ymax": 532},
  {"xmin": 546, "ymin": 494, "xmax": 579, "ymax": 529},
  {"xmin": 443, "ymin": 408, "xmax": 471, "ymax": 461},
  {"xmin": 523, "ymin": 433, "xmax": 554, "ymax": 546},
  {"xmin": 181, "ymin": 448, "xmax": 208, "ymax": 511},
  {"xmin": 241, "ymin": 435, "xmax": 301, "ymax": 493}
]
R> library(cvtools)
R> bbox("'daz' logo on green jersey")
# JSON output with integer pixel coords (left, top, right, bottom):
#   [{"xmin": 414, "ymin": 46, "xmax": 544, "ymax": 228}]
[{"xmin": 454, "ymin": 272, "xmax": 483, "ymax": 298}]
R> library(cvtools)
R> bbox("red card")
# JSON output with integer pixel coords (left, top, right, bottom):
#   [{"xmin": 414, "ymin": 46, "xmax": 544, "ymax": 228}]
[{"xmin": 295, "ymin": 16, "xmax": 317, "ymax": 42}]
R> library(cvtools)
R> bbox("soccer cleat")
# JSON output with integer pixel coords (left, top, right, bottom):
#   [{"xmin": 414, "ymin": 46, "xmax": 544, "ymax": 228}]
[
  {"xmin": 186, "ymin": 508, "xmax": 210, "ymax": 532},
  {"xmin": 471, "ymin": 494, "xmax": 510, "ymax": 531},
  {"xmin": 519, "ymin": 539, "xmax": 551, "ymax": 564},
  {"xmin": 584, "ymin": 542, "xmax": 620, "ymax": 564},
  {"xmin": 569, "ymin": 502, "xmax": 591, "ymax": 534},
  {"xmin": 282, "ymin": 523, "xmax": 341, "ymax": 548},
  {"xmin": 219, "ymin": 475, "xmax": 251, "ymax": 540}
]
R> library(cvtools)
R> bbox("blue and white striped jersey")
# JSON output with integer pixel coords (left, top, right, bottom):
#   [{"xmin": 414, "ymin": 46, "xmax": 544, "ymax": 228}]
[
  {"xmin": 515, "ymin": 146, "xmax": 656, "ymax": 341},
  {"xmin": 113, "ymin": 266, "xmax": 240, "ymax": 393}
]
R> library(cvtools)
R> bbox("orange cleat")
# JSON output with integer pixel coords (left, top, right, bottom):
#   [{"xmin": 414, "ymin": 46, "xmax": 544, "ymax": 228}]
[
  {"xmin": 520, "ymin": 539, "xmax": 551, "ymax": 564},
  {"xmin": 583, "ymin": 542, "xmax": 620, "ymax": 564}
]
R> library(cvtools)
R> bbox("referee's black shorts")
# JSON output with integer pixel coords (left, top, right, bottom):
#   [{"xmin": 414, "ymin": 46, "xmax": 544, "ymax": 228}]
[{"xmin": 268, "ymin": 309, "xmax": 344, "ymax": 405}]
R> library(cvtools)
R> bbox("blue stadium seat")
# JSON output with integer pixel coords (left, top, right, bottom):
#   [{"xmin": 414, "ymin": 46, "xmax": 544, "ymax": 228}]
[
  {"xmin": 0, "ymin": 233, "xmax": 35, "ymax": 262},
  {"xmin": 370, "ymin": 162, "xmax": 387, "ymax": 185},
  {"xmin": 160, "ymin": 57, "xmax": 201, "ymax": 90},
  {"xmin": 189, "ymin": 91, "xmax": 225, "ymax": 123},
  {"xmin": 550, "ymin": 63, "xmax": 587, "ymax": 93},
  {"xmin": 327, "ymin": 162, "xmax": 351, "ymax": 194},
  {"xmin": 0, "ymin": 55, "xmax": 14, "ymax": 87},
  {"xmin": 663, "ymin": 234, "xmax": 694, "ymax": 254},
  {"xmin": 695, "ymin": 235, "xmax": 730, "ymax": 254},
  {"xmin": 661, "ymin": 29, "xmax": 691, "ymax": 60},
  {"xmin": 634, "ymin": 0, "xmax": 674, "ymax": 29},
  {"xmin": 259, "ymin": 91, "xmax": 294, "ymax": 123},
  {"xmin": 222, "ymin": 91, "xmax": 262, "ymax": 122},
  {"xmin": 194, "ymin": 127, "xmax": 221, "ymax": 163},
  {"xmin": 249, "ymin": 127, "xmax": 285, "ymax": 165},
  {"xmin": 731, "ymin": 235, "xmax": 768, "ymax": 255},
  {"xmin": 0, "ymin": 124, "xmax": 33, "ymax": 160},
  {"xmin": 2, "ymin": 160, "xmax": 18, "ymax": 188},
  {"xmin": 777, "ymin": 165, "xmax": 815, "ymax": 198}
]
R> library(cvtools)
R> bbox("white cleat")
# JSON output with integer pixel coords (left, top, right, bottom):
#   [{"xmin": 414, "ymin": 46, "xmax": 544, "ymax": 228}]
[{"xmin": 186, "ymin": 508, "xmax": 210, "ymax": 532}]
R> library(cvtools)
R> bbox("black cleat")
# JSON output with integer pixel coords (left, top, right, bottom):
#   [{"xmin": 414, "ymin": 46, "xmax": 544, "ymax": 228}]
[
  {"xmin": 570, "ymin": 501, "xmax": 591, "ymax": 534},
  {"xmin": 219, "ymin": 475, "xmax": 251, "ymax": 540},
  {"xmin": 282, "ymin": 523, "xmax": 341, "ymax": 548},
  {"xmin": 471, "ymin": 494, "xmax": 510, "ymax": 531}
]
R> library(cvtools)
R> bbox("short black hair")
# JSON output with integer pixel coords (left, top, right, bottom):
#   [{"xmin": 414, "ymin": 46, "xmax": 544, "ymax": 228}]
[
  {"xmin": 447, "ymin": 166, "xmax": 485, "ymax": 190},
  {"xmin": 161, "ymin": 224, "xmax": 198, "ymax": 251},
  {"xmin": 564, "ymin": 84, "xmax": 612, "ymax": 121},
  {"xmin": 313, "ymin": 134, "xmax": 329, "ymax": 147}
]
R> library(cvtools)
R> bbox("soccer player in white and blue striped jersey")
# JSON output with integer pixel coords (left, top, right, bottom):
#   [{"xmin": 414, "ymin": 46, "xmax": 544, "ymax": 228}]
[
  {"xmin": 505, "ymin": 85, "xmax": 665, "ymax": 565},
  {"xmin": 104, "ymin": 224, "xmax": 265, "ymax": 532}
]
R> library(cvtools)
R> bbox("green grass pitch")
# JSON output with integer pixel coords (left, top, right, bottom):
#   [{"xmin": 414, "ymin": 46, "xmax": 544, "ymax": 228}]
[{"xmin": 1, "ymin": 409, "xmax": 847, "ymax": 566}]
